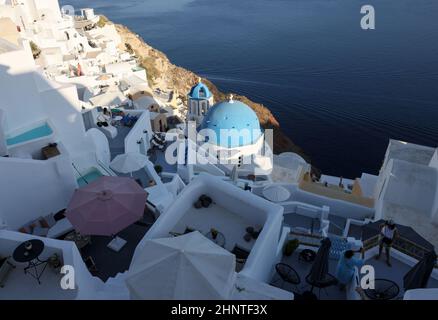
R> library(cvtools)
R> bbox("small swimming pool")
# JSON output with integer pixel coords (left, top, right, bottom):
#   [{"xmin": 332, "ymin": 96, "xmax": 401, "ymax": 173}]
[
  {"xmin": 6, "ymin": 123, "xmax": 53, "ymax": 146},
  {"xmin": 77, "ymin": 169, "xmax": 104, "ymax": 187}
]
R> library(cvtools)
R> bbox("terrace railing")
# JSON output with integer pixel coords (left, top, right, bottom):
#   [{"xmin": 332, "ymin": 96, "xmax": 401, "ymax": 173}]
[
  {"xmin": 363, "ymin": 235, "xmax": 438, "ymax": 268},
  {"xmin": 289, "ymin": 231, "xmax": 323, "ymax": 248}
]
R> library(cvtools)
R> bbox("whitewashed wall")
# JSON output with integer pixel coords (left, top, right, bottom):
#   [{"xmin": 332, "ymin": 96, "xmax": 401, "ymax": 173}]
[
  {"xmin": 124, "ymin": 110, "xmax": 152, "ymax": 154},
  {"xmin": 0, "ymin": 230, "xmax": 102, "ymax": 299},
  {"xmin": 139, "ymin": 174, "xmax": 284, "ymax": 282},
  {"xmin": 0, "ymin": 47, "xmax": 46, "ymax": 133},
  {"xmin": 0, "ymin": 155, "xmax": 77, "ymax": 229}
]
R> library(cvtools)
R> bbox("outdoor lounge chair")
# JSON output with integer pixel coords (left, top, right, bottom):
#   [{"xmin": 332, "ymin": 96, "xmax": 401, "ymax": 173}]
[
  {"xmin": 107, "ymin": 236, "xmax": 127, "ymax": 252},
  {"xmin": 47, "ymin": 217, "xmax": 74, "ymax": 239},
  {"xmin": 273, "ymin": 263, "xmax": 301, "ymax": 292}
]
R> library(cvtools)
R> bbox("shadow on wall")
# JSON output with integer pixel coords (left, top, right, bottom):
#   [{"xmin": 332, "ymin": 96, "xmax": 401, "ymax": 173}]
[
  {"xmin": 0, "ymin": 63, "xmax": 91, "ymax": 155},
  {"xmin": 0, "ymin": 63, "xmax": 97, "ymax": 230}
]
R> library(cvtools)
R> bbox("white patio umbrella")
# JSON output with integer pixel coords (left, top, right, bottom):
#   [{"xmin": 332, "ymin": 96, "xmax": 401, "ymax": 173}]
[
  {"xmin": 125, "ymin": 231, "xmax": 236, "ymax": 300},
  {"xmin": 110, "ymin": 152, "xmax": 148, "ymax": 177},
  {"xmin": 262, "ymin": 185, "xmax": 290, "ymax": 202}
]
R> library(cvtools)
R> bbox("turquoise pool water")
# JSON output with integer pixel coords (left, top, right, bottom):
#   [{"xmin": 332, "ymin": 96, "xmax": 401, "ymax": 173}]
[
  {"xmin": 6, "ymin": 123, "xmax": 53, "ymax": 146},
  {"xmin": 77, "ymin": 169, "xmax": 104, "ymax": 187}
]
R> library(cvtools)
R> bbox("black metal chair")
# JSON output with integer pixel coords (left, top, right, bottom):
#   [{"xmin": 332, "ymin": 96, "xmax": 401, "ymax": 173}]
[
  {"xmin": 305, "ymin": 273, "xmax": 338, "ymax": 299},
  {"xmin": 273, "ymin": 263, "xmax": 301, "ymax": 292}
]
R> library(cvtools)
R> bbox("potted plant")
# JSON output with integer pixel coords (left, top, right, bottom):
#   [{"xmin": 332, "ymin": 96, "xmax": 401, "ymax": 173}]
[
  {"xmin": 154, "ymin": 164, "xmax": 163, "ymax": 175},
  {"xmin": 283, "ymin": 239, "xmax": 300, "ymax": 256},
  {"xmin": 194, "ymin": 200, "xmax": 202, "ymax": 209},
  {"xmin": 199, "ymin": 194, "xmax": 212, "ymax": 208},
  {"xmin": 210, "ymin": 228, "xmax": 219, "ymax": 240}
]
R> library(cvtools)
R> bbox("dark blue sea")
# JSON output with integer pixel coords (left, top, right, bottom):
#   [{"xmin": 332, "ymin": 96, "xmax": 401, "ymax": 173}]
[{"xmin": 63, "ymin": 0, "xmax": 438, "ymax": 178}]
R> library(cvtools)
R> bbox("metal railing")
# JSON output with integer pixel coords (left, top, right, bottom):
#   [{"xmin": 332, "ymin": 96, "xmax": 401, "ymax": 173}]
[{"xmin": 363, "ymin": 235, "xmax": 438, "ymax": 268}]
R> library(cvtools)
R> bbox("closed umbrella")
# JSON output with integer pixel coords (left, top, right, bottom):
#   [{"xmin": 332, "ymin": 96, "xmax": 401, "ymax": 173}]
[
  {"xmin": 230, "ymin": 165, "xmax": 239, "ymax": 184},
  {"xmin": 307, "ymin": 238, "xmax": 332, "ymax": 286},
  {"xmin": 66, "ymin": 176, "xmax": 148, "ymax": 236},
  {"xmin": 110, "ymin": 152, "xmax": 148, "ymax": 177},
  {"xmin": 404, "ymin": 250, "xmax": 437, "ymax": 291},
  {"xmin": 262, "ymin": 185, "xmax": 290, "ymax": 202},
  {"xmin": 305, "ymin": 237, "xmax": 337, "ymax": 298},
  {"xmin": 126, "ymin": 231, "xmax": 236, "ymax": 299}
]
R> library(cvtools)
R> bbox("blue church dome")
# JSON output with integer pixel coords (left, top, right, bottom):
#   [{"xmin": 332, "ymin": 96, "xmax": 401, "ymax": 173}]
[
  {"xmin": 199, "ymin": 98, "xmax": 262, "ymax": 148},
  {"xmin": 189, "ymin": 82, "xmax": 212, "ymax": 100}
]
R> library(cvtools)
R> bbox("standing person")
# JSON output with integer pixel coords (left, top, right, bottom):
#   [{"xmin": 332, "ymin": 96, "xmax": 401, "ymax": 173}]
[
  {"xmin": 97, "ymin": 107, "xmax": 112, "ymax": 127},
  {"xmin": 336, "ymin": 247, "xmax": 365, "ymax": 290},
  {"xmin": 375, "ymin": 220, "xmax": 399, "ymax": 267}
]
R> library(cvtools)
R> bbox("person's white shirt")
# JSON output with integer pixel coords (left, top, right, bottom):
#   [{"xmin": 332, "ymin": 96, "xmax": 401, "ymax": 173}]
[
  {"xmin": 381, "ymin": 225, "xmax": 395, "ymax": 239},
  {"xmin": 97, "ymin": 113, "xmax": 111, "ymax": 123}
]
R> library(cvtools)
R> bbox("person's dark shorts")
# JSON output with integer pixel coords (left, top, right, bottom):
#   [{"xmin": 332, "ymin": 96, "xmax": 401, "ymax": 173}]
[{"xmin": 380, "ymin": 237, "xmax": 393, "ymax": 247}]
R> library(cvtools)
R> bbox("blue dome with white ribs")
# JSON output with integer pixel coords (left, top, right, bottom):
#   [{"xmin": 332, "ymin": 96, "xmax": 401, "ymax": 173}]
[
  {"xmin": 199, "ymin": 98, "xmax": 262, "ymax": 148},
  {"xmin": 189, "ymin": 82, "xmax": 212, "ymax": 100}
]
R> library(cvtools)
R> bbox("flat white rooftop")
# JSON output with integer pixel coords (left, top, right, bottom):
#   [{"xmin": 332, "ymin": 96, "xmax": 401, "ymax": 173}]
[
  {"xmin": 172, "ymin": 203, "xmax": 259, "ymax": 253},
  {"xmin": 387, "ymin": 140, "xmax": 436, "ymax": 166}
]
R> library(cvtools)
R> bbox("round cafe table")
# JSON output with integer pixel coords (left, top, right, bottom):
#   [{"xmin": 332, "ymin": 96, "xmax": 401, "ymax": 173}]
[
  {"xmin": 364, "ymin": 278, "xmax": 400, "ymax": 300},
  {"xmin": 13, "ymin": 239, "xmax": 48, "ymax": 284}
]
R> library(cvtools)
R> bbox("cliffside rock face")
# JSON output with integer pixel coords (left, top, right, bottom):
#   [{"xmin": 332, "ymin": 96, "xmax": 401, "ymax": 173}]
[{"xmin": 113, "ymin": 20, "xmax": 315, "ymax": 170}]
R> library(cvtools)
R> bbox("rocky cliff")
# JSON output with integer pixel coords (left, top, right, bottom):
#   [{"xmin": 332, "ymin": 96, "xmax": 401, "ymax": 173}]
[{"xmin": 111, "ymin": 20, "xmax": 314, "ymax": 170}]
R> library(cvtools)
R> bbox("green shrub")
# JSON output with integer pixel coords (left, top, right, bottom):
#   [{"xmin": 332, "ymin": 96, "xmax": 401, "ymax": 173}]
[
  {"xmin": 283, "ymin": 239, "xmax": 300, "ymax": 256},
  {"xmin": 125, "ymin": 43, "xmax": 134, "ymax": 54},
  {"xmin": 154, "ymin": 164, "xmax": 163, "ymax": 174},
  {"xmin": 30, "ymin": 41, "xmax": 41, "ymax": 59},
  {"xmin": 97, "ymin": 15, "xmax": 108, "ymax": 28}
]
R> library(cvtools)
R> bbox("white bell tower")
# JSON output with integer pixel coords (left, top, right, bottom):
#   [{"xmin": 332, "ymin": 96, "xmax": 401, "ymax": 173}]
[{"xmin": 187, "ymin": 78, "xmax": 214, "ymax": 126}]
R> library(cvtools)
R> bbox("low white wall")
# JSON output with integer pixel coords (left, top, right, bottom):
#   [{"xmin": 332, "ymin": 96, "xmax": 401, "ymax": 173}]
[
  {"xmin": 162, "ymin": 173, "xmax": 186, "ymax": 198},
  {"xmin": 124, "ymin": 110, "xmax": 152, "ymax": 154},
  {"xmin": 293, "ymin": 188, "xmax": 374, "ymax": 220},
  {"xmin": 85, "ymin": 128, "xmax": 110, "ymax": 166},
  {"xmin": 404, "ymin": 288, "xmax": 438, "ymax": 300},
  {"xmin": 40, "ymin": 83, "xmax": 94, "ymax": 157},
  {"xmin": 282, "ymin": 201, "xmax": 323, "ymax": 218},
  {"xmin": 0, "ymin": 230, "xmax": 102, "ymax": 299},
  {"xmin": 0, "ymin": 155, "xmax": 77, "ymax": 229},
  {"xmin": 137, "ymin": 174, "xmax": 284, "ymax": 282}
]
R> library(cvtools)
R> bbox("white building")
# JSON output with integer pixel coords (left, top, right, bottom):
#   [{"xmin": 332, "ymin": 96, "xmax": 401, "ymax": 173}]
[
  {"xmin": 187, "ymin": 79, "xmax": 214, "ymax": 126},
  {"xmin": 374, "ymin": 140, "xmax": 438, "ymax": 248},
  {"xmin": 134, "ymin": 173, "xmax": 292, "ymax": 299},
  {"xmin": 0, "ymin": 0, "xmax": 437, "ymax": 301}
]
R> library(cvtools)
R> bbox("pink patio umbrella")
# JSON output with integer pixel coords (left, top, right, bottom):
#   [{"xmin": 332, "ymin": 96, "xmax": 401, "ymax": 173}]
[{"xmin": 66, "ymin": 176, "xmax": 148, "ymax": 236}]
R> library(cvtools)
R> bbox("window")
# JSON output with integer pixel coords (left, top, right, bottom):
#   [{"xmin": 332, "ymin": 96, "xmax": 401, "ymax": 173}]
[{"xmin": 201, "ymin": 102, "xmax": 207, "ymax": 115}]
